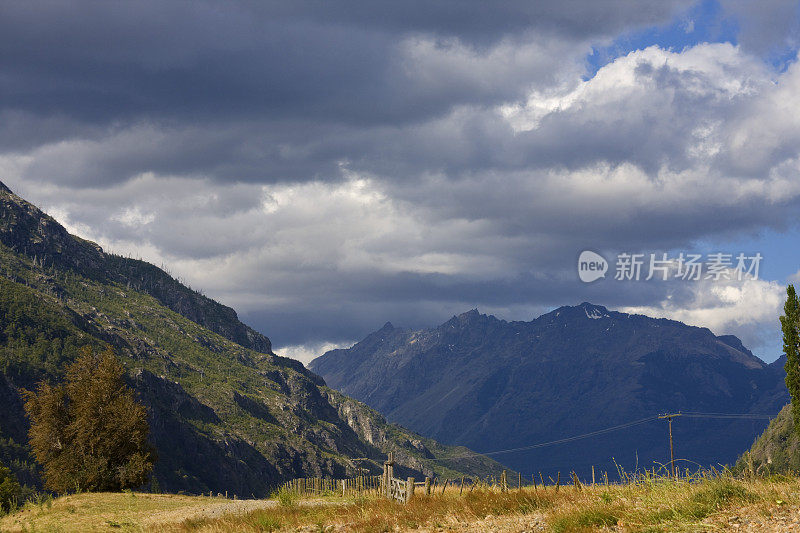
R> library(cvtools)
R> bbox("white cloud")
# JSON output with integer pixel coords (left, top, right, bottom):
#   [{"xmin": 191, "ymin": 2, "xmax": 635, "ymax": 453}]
[
  {"xmin": 111, "ymin": 207, "xmax": 156, "ymax": 228},
  {"xmin": 277, "ymin": 341, "xmax": 352, "ymax": 366},
  {"xmin": 620, "ymin": 274, "xmax": 785, "ymax": 355},
  {"xmin": 503, "ymin": 44, "xmax": 768, "ymax": 133}
]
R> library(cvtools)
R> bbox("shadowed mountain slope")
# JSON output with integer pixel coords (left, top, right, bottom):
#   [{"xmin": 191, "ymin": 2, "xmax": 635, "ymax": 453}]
[{"xmin": 310, "ymin": 304, "xmax": 787, "ymax": 478}]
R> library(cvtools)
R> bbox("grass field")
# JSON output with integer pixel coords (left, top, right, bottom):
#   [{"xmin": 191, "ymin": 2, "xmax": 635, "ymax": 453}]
[
  {"xmin": 0, "ymin": 491, "xmax": 316, "ymax": 533},
  {"xmin": 3, "ymin": 474, "xmax": 800, "ymax": 532}
]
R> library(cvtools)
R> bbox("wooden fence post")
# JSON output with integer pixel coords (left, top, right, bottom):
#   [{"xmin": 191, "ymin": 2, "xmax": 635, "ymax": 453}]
[
  {"xmin": 571, "ymin": 472, "xmax": 582, "ymax": 492},
  {"xmin": 406, "ymin": 477, "xmax": 415, "ymax": 503},
  {"xmin": 556, "ymin": 472, "xmax": 560, "ymax": 492},
  {"xmin": 384, "ymin": 453, "xmax": 394, "ymax": 499},
  {"xmin": 425, "ymin": 477, "xmax": 431, "ymax": 495},
  {"xmin": 501, "ymin": 470, "xmax": 507, "ymax": 493}
]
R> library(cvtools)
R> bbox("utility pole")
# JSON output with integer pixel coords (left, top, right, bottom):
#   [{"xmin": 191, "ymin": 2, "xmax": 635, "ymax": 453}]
[{"xmin": 659, "ymin": 413, "xmax": 682, "ymax": 479}]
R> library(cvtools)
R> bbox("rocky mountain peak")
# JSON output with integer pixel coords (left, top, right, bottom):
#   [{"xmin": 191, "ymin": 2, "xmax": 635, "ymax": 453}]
[
  {"xmin": 311, "ymin": 303, "xmax": 786, "ymax": 477},
  {"xmin": 717, "ymin": 334, "xmax": 752, "ymax": 355},
  {"xmin": 444, "ymin": 308, "xmax": 493, "ymax": 328},
  {"xmin": 544, "ymin": 302, "xmax": 613, "ymax": 320},
  {"xmin": 577, "ymin": 302, "xmax": 611, "ymax": 319},
  {"xmin": 0, "ymin": 180, "xmax": 107, "ymax": 276}
]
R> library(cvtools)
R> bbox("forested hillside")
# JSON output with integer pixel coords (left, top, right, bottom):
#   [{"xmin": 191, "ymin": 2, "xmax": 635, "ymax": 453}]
[{"xmin": 0, "ymin": 183, "xmax": 504, "ymax": 497}]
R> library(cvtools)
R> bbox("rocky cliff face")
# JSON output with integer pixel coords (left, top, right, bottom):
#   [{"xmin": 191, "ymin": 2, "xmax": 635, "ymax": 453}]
[
  {"xmin": 324, "ymin": 388, "xmax": 506, "ymax": 480},
  {"xmin": 0, "ymin": 182, "xmax": 106, "ymax": 276},
  {"xmin": 0, "ymin": 181, "xmax": 505, "ymax": 495},
  {"xmin": 311, "ymin": 303, "xmax": 788, "ymax": 478}
]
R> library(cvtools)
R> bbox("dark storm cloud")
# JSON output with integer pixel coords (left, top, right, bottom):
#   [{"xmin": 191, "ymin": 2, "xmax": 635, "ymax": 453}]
[
  {"xmin": 1, "ymin": 1, "xmax": 798, "ymax": 360},
  {"xmin": 0, "ymin": 1, "xmax": 696, "ymax": 185},
  {"xmin": 0, "ymin": 1, "xmax": 693, "ymax": 120},
  {"xmin": 258, "ymin": 1, "xmax": 694, "ymax": 41}
]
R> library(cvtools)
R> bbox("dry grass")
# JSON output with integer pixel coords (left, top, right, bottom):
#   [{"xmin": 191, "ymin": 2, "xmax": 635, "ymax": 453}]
[
  {"xmin": 168, "ymin": 474, "xmax": 800, "ymax": 533},
  {"xmin": 158, "ymin": 489, "xmax": 553, "ymax": 533},
  {"xmin": 0, "ymin": 491, "xmax": 271, "ymax": 532},
  {"xmin": 4, "ymin": 474, "xmax": 800, "ymax": 532}
]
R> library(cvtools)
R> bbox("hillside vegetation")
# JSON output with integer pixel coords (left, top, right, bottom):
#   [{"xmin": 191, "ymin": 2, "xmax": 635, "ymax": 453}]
[
  {"xmin": 0, "ymin": 182, "xmax": 505, "ymax": 498},
  {"xmin": 738, "ymin": 404, "xmax": 800, "ymax": 476}
]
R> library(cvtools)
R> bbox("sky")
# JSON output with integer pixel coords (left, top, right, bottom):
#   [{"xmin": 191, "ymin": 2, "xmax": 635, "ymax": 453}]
[{"xmin": 1, "ymin": 0, "xmax": 799, "ymax": 363}]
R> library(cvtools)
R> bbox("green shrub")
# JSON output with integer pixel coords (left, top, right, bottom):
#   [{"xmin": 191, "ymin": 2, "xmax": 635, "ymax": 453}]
[
  {"xmin": 0, "ymin": 461, "xmax": 24, "ymax": 515},
  {"xmin": 247, "ymin": 513, "xmax": 281, "ymax": 531},
  {"xmin": 551, "ymin": 507, "xmax": 619, "ymax": 532},
  {"xmin": 690, "ymin": 479, "xmax": 755, "ymax": 511},
  {"xmin": 272, "ymin": 487, "xmax": 298, "ymax": 508}
]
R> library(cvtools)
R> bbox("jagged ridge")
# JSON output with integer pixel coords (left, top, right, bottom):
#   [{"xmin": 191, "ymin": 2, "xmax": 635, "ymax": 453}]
[
  {"xmin": 310, "ymin": 303, "xmax": 787, "ymax": 478},
  {"xmin": 0, "ymin": 185, "xmax": 271, "ymax": 354}
]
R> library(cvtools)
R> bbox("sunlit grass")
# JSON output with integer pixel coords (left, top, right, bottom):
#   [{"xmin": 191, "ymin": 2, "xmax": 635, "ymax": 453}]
[
  {"xmin": 4, "ymin": 472, "xmax": 800, "ymax": 532},
  {"xmin": 0, "ymin": 492, "xmax": 228, "ymax": 532},
  {"xmin": 166, "ymin": 473, "xmax": 800, "ymax": 533}
]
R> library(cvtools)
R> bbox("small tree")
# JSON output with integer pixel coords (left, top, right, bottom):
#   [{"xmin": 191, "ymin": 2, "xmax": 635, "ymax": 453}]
[
  {"xmin": 782, "ymin": 285, "xmax": 800, "ymax": 436},
  {"xmin": 23, "ymin": 346, "xmax": 156, "ymax": 493},
  {"xmin": 0, "ymin": 461, "xmax": 24, "ymax": 515}
]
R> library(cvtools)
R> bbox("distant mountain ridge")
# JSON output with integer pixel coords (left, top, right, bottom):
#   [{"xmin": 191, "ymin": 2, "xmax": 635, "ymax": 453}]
[
  {"xmin": 0, "ymin": 181, "xmax": 505, "ymax": 495},
  {"xmin": 310, "ymin": 303, "xmax": 788, "ymax": 477}
]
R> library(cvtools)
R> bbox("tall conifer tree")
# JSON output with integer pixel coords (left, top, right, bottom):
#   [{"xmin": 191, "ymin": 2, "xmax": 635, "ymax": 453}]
[{"xmin": 782, "ymin": 285, "xmax": 800, "ymax": 435}]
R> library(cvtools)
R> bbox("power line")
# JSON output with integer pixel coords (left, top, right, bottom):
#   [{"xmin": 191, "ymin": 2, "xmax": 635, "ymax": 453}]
[
  {"xmin": 435, "ymin": 411, "xmax": 776, "ymax": 461},
  {"xmin": 681, "ymin": 412, "xmax": 774, "ymax": 420},
  {"xmin": 439, "ymin": 415, "xmax": 661, "ymax": 460}
]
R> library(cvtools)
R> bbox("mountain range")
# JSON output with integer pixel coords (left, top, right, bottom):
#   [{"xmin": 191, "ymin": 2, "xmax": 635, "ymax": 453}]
[
  {"xmin": 310, "ymin": 304, "xmax": 788, "ymax": 478},
  {"xmin": 0, "ymin": 182, "xmax": 505, "ymax": 496}
]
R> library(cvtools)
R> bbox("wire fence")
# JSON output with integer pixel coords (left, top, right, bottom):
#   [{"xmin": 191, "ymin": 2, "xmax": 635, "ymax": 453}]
[
  {"xmin": 280, "ymin": 474, "xmax": 383, "ymax": 497},
  {"xmin": 434, "ymin": 411, "xmax": 776, "ymax": 461},
  {"xmin": 277, "ymin": 411, "xmax": 778, "ymax": 503}
]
